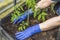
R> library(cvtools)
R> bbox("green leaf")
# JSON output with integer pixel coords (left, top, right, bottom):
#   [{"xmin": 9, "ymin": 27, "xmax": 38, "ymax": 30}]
[
  {"xmin": 22, "ymin": 21, "xmax": 25, "ymax": 24},
  {"xmin": 18, "ymin": 26, "xmax": 23, "ymax": 31},
  {"xmin": 34, "ymin": 12, "xmax": 37, "ymax": 18},
  {"xmin": 25, "ymin": 22, "xmax": 29, "ymax": 26},
  {"xmin": 16, "ymin": 11, "xmax": 20, "ymax": 16},
  {"xmin": 23, "ymin": 25, "xmax": 26, "ymax": 30},
  {"xmin": 38, "ymin": 14, "xmax": 41, "ymax": 21},
  {"xmin": 42, "ymin": 16, "xmax": 45, "ymax": 21},
  {"xmin": 17, "ymin": 7, "xmax": 21, "ymax": 11},
  {"xmin": 20, "ymin": 6, "xmax": 24, "ymax": 11},
  {"xmin": 42, "ymin": 12, "xmax": 47, "ymax": 16}
]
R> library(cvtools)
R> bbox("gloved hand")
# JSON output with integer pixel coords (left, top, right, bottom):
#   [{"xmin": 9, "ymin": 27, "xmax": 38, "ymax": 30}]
[
  {"xmin": 15, "ymin": 24, "xmax": 42, "ymax": 40},
  {"xmin": 13, "ymin": 9, "xmax": 33, "ymax": 24}
]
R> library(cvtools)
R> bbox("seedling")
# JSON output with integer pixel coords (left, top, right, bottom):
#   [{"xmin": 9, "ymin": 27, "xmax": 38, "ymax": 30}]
[
  {"xmin": 11, "ymin": 6, "xmax": 24, "ymax": 22},
  {"xmin": 50, "ymin": 3, "xmax": 55, "ymax": 14},
  {"xmin": 18, "ymin": 21, "xmax": 29, "ymax": 31},
  {"xmin": 25, "ymin": 0, "xmax": 47, "ymax": 21},
  {"xmin": 11, "ymin": 0, "xmax": 55, "ymax": 31}
]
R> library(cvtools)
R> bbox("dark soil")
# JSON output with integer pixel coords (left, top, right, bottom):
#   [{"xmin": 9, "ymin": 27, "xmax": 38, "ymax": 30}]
[{"xmin": 1, "ymin": 4, "xmax": 60, "ymax": 40}]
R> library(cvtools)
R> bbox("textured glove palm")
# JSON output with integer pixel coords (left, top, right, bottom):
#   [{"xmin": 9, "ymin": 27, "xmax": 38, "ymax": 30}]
[{"xmin": 15, "ymin": 24, "xmax": 42, "ymax": 40}]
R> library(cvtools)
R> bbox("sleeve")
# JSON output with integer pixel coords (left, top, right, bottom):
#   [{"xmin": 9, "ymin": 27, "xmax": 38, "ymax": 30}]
[{"xmin": 52, "ymin": 0, "xmax": 60, "ymax": 2}]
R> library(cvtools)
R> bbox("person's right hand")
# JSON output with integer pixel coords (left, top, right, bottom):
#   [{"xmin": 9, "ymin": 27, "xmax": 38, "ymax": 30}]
[
  {"xmin": 36, "ymin": 0, "xmax": 54, "ymax": 9},
  {"xmin": 15, "ymin": 24, "xmax": 42, "ymax": 40}
]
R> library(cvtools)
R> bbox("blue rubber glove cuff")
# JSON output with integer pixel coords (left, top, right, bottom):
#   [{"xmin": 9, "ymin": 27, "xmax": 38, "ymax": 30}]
[
  {"xmin": 15, "ymin": 24, "xmax": 42, "ymax": 40},
  {"xmin": 13, "ymin": 9, "xmax": 33, "ymax": 24}
]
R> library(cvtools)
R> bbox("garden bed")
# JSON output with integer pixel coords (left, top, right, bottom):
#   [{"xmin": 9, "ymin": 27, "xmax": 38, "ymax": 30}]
[{"xmin": 0, "ymin": 1, "xmax": 60, "ymax": 40}]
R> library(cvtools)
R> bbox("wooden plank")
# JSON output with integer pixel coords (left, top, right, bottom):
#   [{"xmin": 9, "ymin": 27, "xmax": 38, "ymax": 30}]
[
  {"xmin": 0, "ymin": 0, "xmax": 25, "ymax": 19},
  {"xmin": 0, "ymin": 0, "xmax": 13, "ymax": 9}
]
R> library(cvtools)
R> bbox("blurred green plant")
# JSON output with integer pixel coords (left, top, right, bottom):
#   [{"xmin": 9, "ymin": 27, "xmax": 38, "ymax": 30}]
[
  {"xmin": 38, "ymin": 11, "xmax": 47, "ymax": 21},
  {"xmin": 11, "ymin": 6, "xmax": 24, "ymax": 22},
  {"xmin": 33, "ymin": 8, "xmax": 41, "ymax": 18},
  {"xmin": 25, "ymin": 0, "xmax": 47, "ymax": 21},
  {"xmin": 26, "ymin": 0, "xmax": 36, "ymax": 9},
  {"xmin": 18, "ymin": 21, "xmax": 29, "ymax": 31},
  {"xmin": 25, "ymin": 0, "xmax": 36, "ymax": 23},
  {"xmin": 11, "ymin": 6, "xmax": 29, "ymax": 31},
  {"xmin": 11, "ymin": 0, "xmax": 55, "ymax": 31}
]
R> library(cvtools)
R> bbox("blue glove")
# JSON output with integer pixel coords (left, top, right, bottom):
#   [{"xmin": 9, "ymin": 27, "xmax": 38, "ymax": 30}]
[
  {"xmin": 15, "ymin": 24, "xmax": 42, "ymax": 40},
  {"xmin": 13, "ymin": 9, "xmax": 33, "ymax": 24}
]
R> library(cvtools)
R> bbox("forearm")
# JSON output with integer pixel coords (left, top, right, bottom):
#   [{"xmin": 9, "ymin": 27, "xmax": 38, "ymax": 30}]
[{"xmin": 40, "ymin": 16, "xmax": 60, "ymax": 31}]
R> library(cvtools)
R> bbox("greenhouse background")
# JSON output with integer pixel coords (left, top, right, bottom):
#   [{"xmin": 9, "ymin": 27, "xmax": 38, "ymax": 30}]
[{"xmin": 0, "ymin": 0, "xmax": 60, "ymax": 40}]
